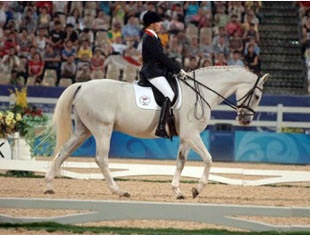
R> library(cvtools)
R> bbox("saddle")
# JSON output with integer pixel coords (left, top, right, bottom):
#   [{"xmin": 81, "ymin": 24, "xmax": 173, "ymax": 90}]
[{"xmin": 138, "ymin": 72, "xmax": 179, "ymax": 137}]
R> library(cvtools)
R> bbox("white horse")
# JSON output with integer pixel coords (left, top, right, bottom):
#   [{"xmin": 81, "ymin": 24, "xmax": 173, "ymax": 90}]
[{"xmin": 45, "ymin": 66, "xmax": 269, "ymax": 199}]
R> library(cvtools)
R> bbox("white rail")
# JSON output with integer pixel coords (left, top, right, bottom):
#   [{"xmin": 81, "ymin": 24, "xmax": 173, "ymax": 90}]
[
  {"xmin": 0, "ymin": 198, "xmax": 309, "ymax": 232},
  {"xmin": 0, "ymin": 159, "xmax": 309, "ymax": 186}
]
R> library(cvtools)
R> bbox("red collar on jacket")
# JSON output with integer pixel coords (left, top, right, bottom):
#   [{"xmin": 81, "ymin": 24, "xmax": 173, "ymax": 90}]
[{"xmin": 144, "ymin": 29, "xmax": 158, "ymax": 38}]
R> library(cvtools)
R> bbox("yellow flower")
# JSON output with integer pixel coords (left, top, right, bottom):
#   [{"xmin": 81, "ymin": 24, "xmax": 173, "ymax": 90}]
[
  {"xmin": 16, "ymin": 113, "xmax": 22, "ymax": 121},
  {"xmin": 0, "ymin": 112, "xmax": 2, "ymax": 119},
  {"xmin": 9, "ymin": 87, "xmax": 28, "ymax": 109}
]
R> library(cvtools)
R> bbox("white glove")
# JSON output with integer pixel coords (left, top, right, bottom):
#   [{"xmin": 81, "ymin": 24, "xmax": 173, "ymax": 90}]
[{"xmin": 178, "ymin": 69, "xmax": 188, "ymax": 80}]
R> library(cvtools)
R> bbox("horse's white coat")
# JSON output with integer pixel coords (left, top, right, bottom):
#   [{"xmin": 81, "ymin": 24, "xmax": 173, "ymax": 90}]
[{"xmin": 45, "ymin": 66, "xmax": 268, "ymax": 198}]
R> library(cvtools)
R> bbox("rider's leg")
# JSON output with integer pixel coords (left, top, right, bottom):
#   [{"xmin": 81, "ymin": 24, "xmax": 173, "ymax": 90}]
[{"xmin": 149, "ymin": 76, "xmax": 174, "ymax": 138}]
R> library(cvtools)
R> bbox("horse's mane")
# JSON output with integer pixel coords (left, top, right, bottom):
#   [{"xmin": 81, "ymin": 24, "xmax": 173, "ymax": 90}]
[{"xmin": 193, "ymin": 66, "xmax": 255, "ymax": 76}]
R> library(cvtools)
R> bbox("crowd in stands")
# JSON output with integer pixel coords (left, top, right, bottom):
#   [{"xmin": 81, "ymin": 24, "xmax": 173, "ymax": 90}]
[{"xmin": 0, "ymin": 1, "xmax": 263, "ymax": 87}]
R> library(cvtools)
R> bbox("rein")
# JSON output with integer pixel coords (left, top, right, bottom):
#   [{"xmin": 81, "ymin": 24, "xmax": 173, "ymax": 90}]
[{"xmin": 179, "ymin": 71, "xmax": 262, "ymax": 119}]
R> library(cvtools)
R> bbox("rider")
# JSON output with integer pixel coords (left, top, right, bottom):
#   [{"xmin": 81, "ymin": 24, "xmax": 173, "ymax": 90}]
[{"xmin": 140, "ymin": 11, "xmax": 188, "ymax": 138}]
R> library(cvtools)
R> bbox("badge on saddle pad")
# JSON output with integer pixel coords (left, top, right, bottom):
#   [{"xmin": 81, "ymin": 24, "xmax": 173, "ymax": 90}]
[{"xmin": 133, "ymin": 81, "xmax": 182, "ymax": 110}]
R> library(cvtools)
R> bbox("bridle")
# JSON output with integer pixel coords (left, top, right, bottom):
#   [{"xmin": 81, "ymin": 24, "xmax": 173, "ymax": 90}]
[{"xmin": 179, "ymin": 71, "xmax": 263, "ymax": 119}]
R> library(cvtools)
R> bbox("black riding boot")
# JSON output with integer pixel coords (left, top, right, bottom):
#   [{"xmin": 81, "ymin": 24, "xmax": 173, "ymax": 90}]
[{"xmin": 155, "ymin": 97, "xmax": 171, "ymax": 138}]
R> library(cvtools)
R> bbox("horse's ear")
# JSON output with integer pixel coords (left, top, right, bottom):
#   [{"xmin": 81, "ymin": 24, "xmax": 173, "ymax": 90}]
[{"xmin": 260, "ymin": 73, "xmax": 270, "ymax": 83}]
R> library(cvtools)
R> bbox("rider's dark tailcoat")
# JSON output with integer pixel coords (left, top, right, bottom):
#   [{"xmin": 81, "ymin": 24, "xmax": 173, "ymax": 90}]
[{"xmin": 140, "ymin": 30, "xmax": 181, "ymax": 79}]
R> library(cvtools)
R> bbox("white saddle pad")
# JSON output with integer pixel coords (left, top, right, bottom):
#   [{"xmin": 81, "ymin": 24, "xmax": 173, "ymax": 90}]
[{"xmin": 133, "ymin": 81, "xmax": 182, "ymax": 110}]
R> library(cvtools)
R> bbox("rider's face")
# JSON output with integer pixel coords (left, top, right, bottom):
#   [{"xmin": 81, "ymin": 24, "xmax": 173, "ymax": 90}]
[{"xmin": 152, "ymin": 22, "xmax": 162, "ymax": 33}]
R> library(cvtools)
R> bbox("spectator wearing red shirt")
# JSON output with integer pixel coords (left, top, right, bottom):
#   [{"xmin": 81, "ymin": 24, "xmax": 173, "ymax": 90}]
[
  {"xmin": 226, "ymin": 14, "xmax": 243, "ymax": 37},
  {"xmin": 28, "ymin": 52, "xmax": 45, "ymax": 85}
]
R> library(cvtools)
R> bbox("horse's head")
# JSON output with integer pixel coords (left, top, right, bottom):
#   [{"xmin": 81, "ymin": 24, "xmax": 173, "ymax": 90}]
[{"xmin": 235, "ymin": 73, "xmax": 269, "ymax": 125}]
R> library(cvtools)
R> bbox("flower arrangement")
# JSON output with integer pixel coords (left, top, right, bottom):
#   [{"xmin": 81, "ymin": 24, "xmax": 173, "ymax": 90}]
[{"xmin": 1, "ymin": 87, "xmax": 54, "ymax": 157}]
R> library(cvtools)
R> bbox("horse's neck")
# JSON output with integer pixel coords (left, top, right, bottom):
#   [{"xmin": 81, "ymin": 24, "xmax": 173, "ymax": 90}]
[{"xmin": 194, "ymin": 68, "xmax": 252, "ymax": 107}]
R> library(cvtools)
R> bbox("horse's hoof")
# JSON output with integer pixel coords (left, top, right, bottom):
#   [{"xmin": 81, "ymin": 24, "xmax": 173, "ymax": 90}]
[
  {"xmin": 176, "ymin": 194, "xmax": 185, "ymax": 200},
  {"xmin": 44, "ymin": 189, "xmax": 55, "ymax": 194},
  {"xmin": 120, "ymin": 192, "xmax": 131, "ymax": 198},
  {"xmin": 192, "ymin": 187, "xmax": 199, "ymax": 199}
]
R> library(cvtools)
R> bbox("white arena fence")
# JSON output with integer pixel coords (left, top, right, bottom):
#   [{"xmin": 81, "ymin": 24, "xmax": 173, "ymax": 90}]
[{"xmin": 0, "ymin": 159, "xmax": 309, "ymax": 186}]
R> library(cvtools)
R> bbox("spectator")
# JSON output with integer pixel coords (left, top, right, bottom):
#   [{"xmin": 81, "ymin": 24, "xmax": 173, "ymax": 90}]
[
  {"xmin": 199, "ymin": 35, "xmax": 214, "ymax": 59},
  {"xmin": 171, "ymin": 3, "xmax": 184, "ymax": 23},
  {"xmin": 121, "ymin": 15, "xmax": 141, "ymax": 46},
  {"xmin": 214, "ymin": 52, "xmax": 227, "ymax": 66},
  {"xmin": 33, "ymin": 26, "xmax": 51, "ymax": 56},
  {"xmin": 166, "ymin": 35, "xmax": 183, "ymax": 64},
  {"xmin": 212, "ymin": 26, "xmax": 229, "ymax": 46},
  {"xmin": 226, "ymin": 14, "xmax": 243, "ymax": 37},
  {"xmin": 214, "ymin": 4, "xmax": 230, "ymax": 28},
  {"xmin": 90, "ymin": 48, "xmax": 105, "ymax": 73},
  {"xmin": 190, "ymin": 7, "xmax": 212, "ymax": 28},
  {"xmin": 213, "ymin": 35, "xmax": 230, "ymax": 59},
  {"xmin": 169, "ymin": 14, "xmax": 185, "ymax": 34},
  {"xmin": 64, "ymin": 23, "xmax": 79, "ymax": 46},
  {"xmin": 79, "ymin": 28, "xmax": 94, "ymax": 45},
  {"xmin": 0, "ymin": 2, "xmax": 7, "ymax": 28},
  {"xmin": 201, "ymin": 57, "xmax": 212, "ymax": 67},
  {"xmin": 243, "ymin": 22, "xmax": 260, "ymax": 43},
  {"xmin": 183, "ymin": 1, "xmax": 200, "ymax": 24},
  {"xmin": 243, "ymin": 9, "xmax": 259, "ymax": 33},
  {"xmin": 108, "ymin": 21, "xmax": 122, "ymax": 43},
  {"xmin": 38, "ymin": 6, "xmax": 50, "ymax": 28},
  {"xmin": 187, "ymin": 36, "xmax": 200, "ymax": 58},
  {"xmin": 244, "ymin": 37, "xmax": 260, "ymax": 55},
  {"xmin": 49, "ymin": 20, "xmax": 65, "ymax": 52},
  {"xmin": 228, "ymin": 50, "xmax": 244, "ymax": 66},
  {"xmin": 228, "ymin": 1, "xmax": 245, "ymax": 22},
  {"xmin": 93, "ymin": 10, "xmax": 111, "ymax": 32},
  {"xmin": 229, "ymin": 30, "xmax": 244, "ymax": 54},
  {"xmin": 60, "ymin": 55, "xmax": 76, "ymax": 81},
  {"xmin": 0, "ymin": 46, "xmax": 19, "ymax": 76},
  {"xmin": 0, "ymin": 31, "xmax": 18, "ymax": 57},
  {"xmin": 43, "ymin": 43, "xmax": 61, "ymax": 83},
  {"xmin": 61, "ymin": 39, "xmax": 76, "ymax": 61},
  {"xmin": 17, "ymin": 28, "xmax": 35, "ymax": 57},
  {"xmin": 244, "ymin": 43, "xmax": 260, "ymax": 75},
  {"xmin": 185, "ymin": 56, "xmax": 199, "ymax": 71},
  {"xmin": 52, "ymin": 1, "xmax": 68, "ymax": 16},
  {"xmin": 28, "ymin": 51, "xmax": 45, "ymax": 84},
  {"xmin": 77, "ymin": 39, "xmax": 93, "ymax": 68},
  {"xmin": 66, "ymin": 8, "xmax": 82, "ymax": 31},
  {"xmin": 76, "ymin": 63, "xmax": 92, "ymax": 82},
  {"xmin": 20, "ymin": 7, "xmax": 37, "ymax": 34},
  {"xmin": 111, "ymin": 36, "xmax": 128, "ymax": 55}
]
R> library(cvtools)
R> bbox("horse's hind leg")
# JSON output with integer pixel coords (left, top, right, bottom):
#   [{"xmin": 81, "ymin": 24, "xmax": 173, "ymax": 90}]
[
  {"xmin": 45, "ymin": 124, "xmax": 90, "ymax": 194},
  {"xmin": 171, "ymin": 141, "xmax": 190, "ymax": 199},
  {"xmin": 187, "ymin": 133, "xmax": 212, "ymax": 198},
  {"xmin": 93, "ymin": 125, "xmax": 130, "ymax": 197}
]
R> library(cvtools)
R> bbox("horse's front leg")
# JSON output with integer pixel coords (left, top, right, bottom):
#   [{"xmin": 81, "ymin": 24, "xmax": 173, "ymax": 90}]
[
  {"xmin": 171, "ymin": 142, "xmax": 190, "ymax": 199},
  {"xmin": 94, "ymin": 126, "xmax": 130, "ymax": 197},
  {"xmin": 188, "ymin": 133, "xmax": 212, "ymax": 198}
]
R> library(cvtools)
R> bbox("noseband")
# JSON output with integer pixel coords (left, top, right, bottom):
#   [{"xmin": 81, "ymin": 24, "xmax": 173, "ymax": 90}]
[{"xmin": 179, "ymin": 72, "xmax": 263, "ymax": 119}]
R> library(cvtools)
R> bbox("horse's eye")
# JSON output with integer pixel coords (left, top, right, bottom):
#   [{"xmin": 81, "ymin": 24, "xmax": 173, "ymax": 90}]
[{"xmin": 255, "ymin": 95, "xmax": 260, "ymax": 100}]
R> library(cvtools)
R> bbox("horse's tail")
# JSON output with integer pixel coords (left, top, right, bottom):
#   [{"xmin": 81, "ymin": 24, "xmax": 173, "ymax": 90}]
[{"xmin": 53, "ymin": 83, "xmax": 82, "ymax": 154}]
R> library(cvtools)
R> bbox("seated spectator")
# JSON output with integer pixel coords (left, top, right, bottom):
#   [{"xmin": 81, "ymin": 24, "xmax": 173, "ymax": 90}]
[
  {"xmin": 77, "ymin": 39, "xmax": 93, "ymax": 67},
  {"xmin": 228, "ymin": 50, "xmax": 244, "ymax": 66},
  {"xmin": 244, "ymin": 43, "xmax": 260, "ymax": 75},
  {"xmin": 17, "ymin": 28, "xmax": 34, "ymax": 57},
  {"xmin": 49, "ymin": 20, "xmax": 65, "ymax": 52},
  {"xmin": 213, "ymin": 35, "xmax": 230, "ymax": 59},
  {"xmin": 20, "ymin": 7, "xmax": 37, "ymax": 34},
  {"xmin": 121, "ymin": 15, "xmax": 141, "ymax": 46},
  {"xmin": 201, "ymin": 57, "xmax": 212, "ymax": 67},
  {"xmin": 61, "ymin": 40, "xmax": 76, "ymax": 61},
  {"xmin": 91, "ymin": 48, "xmax": 105, "ymax": 73},
  {"xmin": 61, "ymin": 55, "xmax": 76, "ymax": 80},
  {"xmin": 52, "ymin": 1, "xmax": 68, "ymax": 15},
  {"xmin": 214, "ymin": 52, "xmax": 227, "ymax": 66},
  {"xmin": 38, "ymin": 6, "xmax": 50, "ymax": 28},
  {"xmin": 108, "ymin": 21, "xmax": 122, "ymax": 43},
  {"xmin": 243, "ymin": 22, "xmax": 259, "ymax": 44},
  {"xmin": 0, "ymin": 31, "xmax": 18, "ymax": 57},
  {"xmin": 244, "ymin": 37, "xmax": 260, "ymax": 55},
  {"xmin": 79, "ymin": 28, "xmax": 94, "ymax": 45},
  {"xmin": 212, "ymin": 26, "xmax": 229, "ymax": 46},
  {"xmin": 183, "ymin": 1, "xmax": 200, "ymax": 24},
  {"xmin": 111, "ymin": 36, "xmax": 128, "ymax": 55},
  {"xmin": 187, "ymin": 36, "xmax": 200, "ymax": 58},
  {"xmin": 76, "ymin": 63, "xmax": 92, "ymax": 82},
  {"xmin": 185, "ymin": 56, "xmax": 199, "ymax": 71},
  {"xmin": 33, "ymin": 26, "xmax": 52, "ymax": 56},
  {"xmin": 166, "ymin": 35, "xmax": 183, "ymax": 64},
  {"xmin": 228, "ymin": 1, "xmax": 245, "ymax": 22},
  {"xmin": 229, "ymin": 30, "xmax": 244, "ymax": 54},
  {"xmin": 226, "ymin": 14, "xmax": 243, "ymax": 37},
  {"xmin": 64, "ymin": 23, "xmax": 79, "ymax": 46},
  {"xmin": 66, "ymin": 8, "xmax": 82, "ymax": 31},
  {"xmin": 243, "ymin": 9, "xmax": 259, "ymax": 33},
  {"xmin": 93, "ymin": 10, "xmax": 111, "ymax": 31},
  {"xmin": 214, "ymin": 4, "xmax": 230, "ymax": 28},
  {"xmin": 28, "ymin": 52, "xmax": 45, "ymax": 85},
  {"xmin": 43, "ymin": 43, "xmax": 61, "ymax": 83},
  {"xmin": 169, "ymin": 14, "xmax": 185, "ymax": 34},
  {"xmin": 171, "ymin": 3, "xmax": 184, "ymax": 23},
  {"xmin": 190, "ymin": 7, "xmax": 212, "ymax": 28},
  {"xmin": 199, "ymin": 35, "xmax": 214, "ymax": 59},
  {"xmin": 0, "ymin": 46, "xmax": 19, "ymax": 76}
]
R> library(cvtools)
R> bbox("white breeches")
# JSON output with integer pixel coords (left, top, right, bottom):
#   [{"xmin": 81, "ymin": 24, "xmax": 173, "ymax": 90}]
[{"xmin": 149, "ymin": 76, "xmax": 175, "ymax": 102}]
